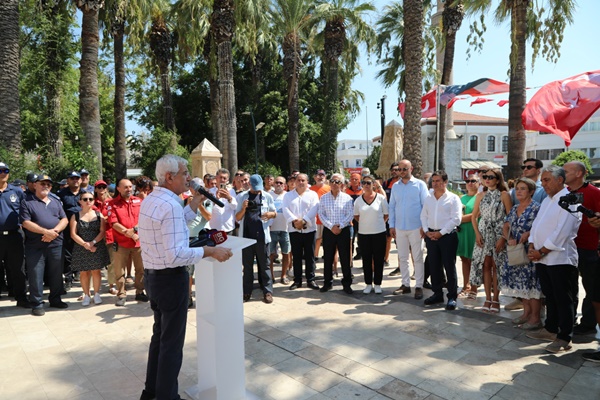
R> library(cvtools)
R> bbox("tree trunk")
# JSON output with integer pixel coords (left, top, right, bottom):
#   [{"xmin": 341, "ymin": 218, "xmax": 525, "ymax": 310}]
[
  {"xmin": 323, "ymin": 19, "xmax": 343, "ymax": 173},
  {"xmin": 283, "ymin": 33, "xmax": 301, "ymax": 171},
  {"xmin": 205, "ymin": 36, "xmax": 222, "ymax": 151},
  {"xmin": 250, "ymin": 54, "xmax": 265, "ymax": 163},
  {"xmin": 113, "ymin": 23, "xmax": 127, "ymax": 180},
  {"xmin": 0, "ymin": 0, "xmax": 22, "ymax": 152},
  {"xmin": 403, "ymin": 0, "xmax": 425, "ymax": 177},
  {"xmin": 79, "ymin": 7, "xmax": 103, "ymax": 177},
  {"xmin": 212, "ymin": 0, "xmax": 237, "ymax": 173},
  {"xmin": 159, "ymin": 61, "xmax": 175, "ymax": 132},
  {"xmin": 507, "ymin": 0, "xmax": 528, "ymax": 179}
]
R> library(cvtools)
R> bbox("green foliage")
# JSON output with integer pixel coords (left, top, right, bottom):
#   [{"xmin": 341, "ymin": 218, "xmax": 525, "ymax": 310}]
[
  {"xmin": 0, "ymin": 147, "xmax": 40, "ymax": 181},
  {"xmin": 363, "ymin": 145, "xmax": 381, "ymax": 178},
  {"xmin": 127, "ymin": 127, "xmax": 190, "ymax": 179},
  {"xmin": 240, "ymin": 161, "xmax": 281, "ymax": 178},
  {"xmin": 551, "ymin": 150, "xmax": 594, "ymax": 176}
]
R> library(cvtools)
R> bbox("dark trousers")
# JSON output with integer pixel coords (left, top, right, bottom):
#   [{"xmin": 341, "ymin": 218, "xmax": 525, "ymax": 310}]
[
  {"xmin": 0, "ymin": 232, "xmax": 27, "ymax": 302},
  {"xmin": 358, "ymin": 232, "xmax": 386, "ymax": 285},
  {"xmin": 425, "ymin": 232, "xmax": 458, "ymax": 300},
  {"xmin": 536, "ymin": 263, "xmax": 579, "ymax": 342},
  {"xmin": 144, "ymin": 269, "xmax": 189, "ymax": 400},
  {"xmin": 62, "ymin": 230, "xmax": 75, "ymax": 283},
  {"xmin": 577, "ymin": 248, "xmax": 599, "ymax": 328},
  {"xmin": 26, "ymin": 245, "xmax": 63, "ymax": 308},
  {"xmin": 322, "ymin": 226, "xmax": 352, "ymax": 288},
  {"xmin": 242, "ymin": 239, "xmax": 273, "ymax": 295},
  {"xmin": 289, "ymin": 231, "xmax": 316, "ymax": 284}
]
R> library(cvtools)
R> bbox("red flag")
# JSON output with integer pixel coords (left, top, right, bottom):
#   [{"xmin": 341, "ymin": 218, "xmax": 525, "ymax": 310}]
[
  {"xmin": 447, "ymin": 97, "xmax": 466, "ymax": 108},
  {"xmin": 522, "ymin": 70, "xmax": 600, "ymax": 146},
  {"xmin": 398, "ymin": 102, "xmax": 405, "ymax": 119},
  {"xmin": 470, "ymin": 97, "xmax": 493, "ymax": 106},
  {"xmin": 497, "ymin": 100, "xmax": 509, "ymax": 107},
  {"xmin": 398, "ymin": 89, "xmax": 436, "ymax": 119}
]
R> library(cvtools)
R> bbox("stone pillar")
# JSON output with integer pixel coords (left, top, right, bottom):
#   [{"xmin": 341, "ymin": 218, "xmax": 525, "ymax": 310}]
[
  {"xmin": 190, "ymin": 139, "xmax": 223, "ymax": 179},
  {"xmin": 376, "ymin": 120, "xmax": 404, "ymax": 181}
]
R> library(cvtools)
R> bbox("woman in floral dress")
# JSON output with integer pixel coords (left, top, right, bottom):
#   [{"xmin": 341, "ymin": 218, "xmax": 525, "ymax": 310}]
[{"xmin": 471, "ymin": 169, "xmax": 512, "ymax": 312}]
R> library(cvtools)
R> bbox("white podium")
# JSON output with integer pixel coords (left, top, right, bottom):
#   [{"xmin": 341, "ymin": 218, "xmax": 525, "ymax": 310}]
[{"xmin": 185, "ymin": 236, "xmax": 257, "ymax": 400}]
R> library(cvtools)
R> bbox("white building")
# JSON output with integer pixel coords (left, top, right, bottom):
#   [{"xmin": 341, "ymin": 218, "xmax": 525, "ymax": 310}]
[{"xmin": 336, "ymin": 139, "xmax": 377, "ymax": 171}]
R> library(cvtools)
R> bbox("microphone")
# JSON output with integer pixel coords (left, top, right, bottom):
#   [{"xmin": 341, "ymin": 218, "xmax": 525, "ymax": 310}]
[
  {"xmin": 190, "ymin": 180, "xmax": 225, "ymax": 208},
  {"xmin": 208, "ymin": 229, "xmax": 228, "ymax": 245},
  {"xmin": 189, "ymin": 229, "xmax": 228, "ymax": 247}
]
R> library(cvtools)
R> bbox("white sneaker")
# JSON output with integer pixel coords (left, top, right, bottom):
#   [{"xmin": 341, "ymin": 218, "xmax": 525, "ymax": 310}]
[
  {"xmin": 82, "ymin": 295, "xmax": 91, "ymax": 306},
  {"xmin": 94, "ymin": 293, "xmax": 102, "ymax": 304},
  {"xmin": 363, "ymin": 285, "xmax": 373, "ymax": 294},
  {"xmin": 374, "ymin": 285, "xmax": 382, "ymax": 294}
]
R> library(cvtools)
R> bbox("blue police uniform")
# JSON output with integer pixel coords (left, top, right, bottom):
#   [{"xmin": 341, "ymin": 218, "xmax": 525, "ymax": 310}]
[
  {"xmin": 0, "ymin": 183, "xmax": 27, "ymax": 305},
  {"xmin": 57, "ymin": 187, "xmax": 82, "ymax": 285}
]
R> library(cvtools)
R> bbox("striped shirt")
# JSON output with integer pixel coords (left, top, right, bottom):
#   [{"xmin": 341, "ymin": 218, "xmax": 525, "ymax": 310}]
[{"xmin": 138, "ymin": 186, "xmax": 204, "ymax": 270}]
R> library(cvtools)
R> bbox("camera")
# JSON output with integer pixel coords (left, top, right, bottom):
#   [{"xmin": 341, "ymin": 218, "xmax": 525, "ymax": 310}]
[
  {"xmin": 558, "ymin": 192, "xmax": 596, "ymax": 218},
  {"xmin": 246, "ymin": 199, "xmax": 260, "ymax": 211}
]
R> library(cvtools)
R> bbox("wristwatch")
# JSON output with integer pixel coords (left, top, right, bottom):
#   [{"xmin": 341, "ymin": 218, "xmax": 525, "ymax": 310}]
[{"xmin": 539, "ymin": 249, "xmax": 548, "ymax": 257}]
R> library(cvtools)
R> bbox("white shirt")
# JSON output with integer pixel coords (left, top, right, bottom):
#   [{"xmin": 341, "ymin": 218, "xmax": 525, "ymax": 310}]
[
  {"xmin": 282, "ymin": 189, "xmax": 319, "ymax": 233},
  {"xmin": 209, "ymin": 187, "xmax": 238, "ymax": 232},
  {"xmin": 354, "ymin": 193, "xmax": 388, "ymax": 234},
  {"xmin": 270, "ymin": 191, "xmax": 288, "ymax": 232},
  {"xmin": 420, "ymin": 190, "xmax": 462, "ymax": 235},
  {"xmin": 530, "ymin": 186, "xmax": 581, "ymax": 266},
  {"xmin": 138, "ymin": 186, "xmax": 204, "ymax": 270}
]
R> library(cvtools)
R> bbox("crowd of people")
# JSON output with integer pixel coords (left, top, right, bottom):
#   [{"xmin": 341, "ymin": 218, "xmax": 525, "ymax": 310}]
[{"xmin": 1, "ymin": 156, "xmax": 600, "ymax": 362}]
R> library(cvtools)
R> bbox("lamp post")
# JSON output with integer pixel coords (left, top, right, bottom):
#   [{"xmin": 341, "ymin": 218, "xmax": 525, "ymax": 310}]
[
  {"xmin": 376, "ymin": 95, "xmax": 387, "ymax": 142},
  {"xmin": 242, "ymin": 111, "xmax": 265, "ymax": 174}
]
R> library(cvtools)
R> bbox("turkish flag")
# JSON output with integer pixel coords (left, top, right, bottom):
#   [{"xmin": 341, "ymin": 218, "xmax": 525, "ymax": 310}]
[
  {"xmin": 497, "ymin": 100, "xmax": 509, "ymax": 107},
  {"xmin": 522, "ymin": 70, "xmax": 600, "ymax": 145},
  {"xmin": 398, "ymin": 88, "xmax": 437, "ymax": 119},
  {"xmin": 470, "ymin": 97, "xmax": 493, "ymax": 106},
  {"xmin": 398, "ymin": 102, "xmax": 405, "ymax": 118}
]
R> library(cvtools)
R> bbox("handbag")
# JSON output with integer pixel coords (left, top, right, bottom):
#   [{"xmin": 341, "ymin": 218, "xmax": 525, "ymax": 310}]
[{"xmin": 506, "ymin": 219, "xmax": 529, "ymax": 266}]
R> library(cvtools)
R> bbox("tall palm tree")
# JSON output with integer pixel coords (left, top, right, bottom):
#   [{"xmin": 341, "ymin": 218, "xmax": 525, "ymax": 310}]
[
  {"xmin": 463, "ymin": 0, "xmax": 575, "ymax": 178},
  {"xmin": 77, "ymin": 0, "xmax": 104, "ymax": 177},
  {"xmin": 401, "ymin": 0, "xmax": 425, "ymax": 178},
  {"xmin": 437, "ymin": 0, "xmax": 464, "ymax": 170},
  {"xmin": 312, "ymin": 0, "xmax": 376, "ymax": 172},
  {"xmin": 149, "ymin": 11, "xmax": 176, "ymax": 133},
  {"xmin": 272, "ymin": 0, "xmax": 313, "ymax": 171},
  {"xmin": 0, "ymin": 0, "xmax": 21, "ymax": 152}
]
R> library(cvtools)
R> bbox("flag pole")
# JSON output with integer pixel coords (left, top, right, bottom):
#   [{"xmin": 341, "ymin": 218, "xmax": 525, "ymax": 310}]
[{"xmin": 435, "ymin": 85, "xmax": 441, "ymax": 171}]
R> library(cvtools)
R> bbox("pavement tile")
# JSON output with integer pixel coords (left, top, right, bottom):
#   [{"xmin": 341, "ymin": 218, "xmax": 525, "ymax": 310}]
[
  {"xmin": 417, "ymin": 376, "xmax": 494, "ymax": 400},
  {"xmin": 298, "ymin": 366, "xmax": 346, "ymax": 392},
  {"xmin": 272, "ymin": 356, "xmax": 319, "ymax": 379},
  {"xmin": 322, "ymin": 379, "xmax": 379, "ymax": 399},
  {"xmin": 377, "ymin": 378, "xmax": 431, "ymax": 400},
  {"xmin": 347, "ymin": 366, "xmax": 395, "ymax": 390},
  {"xmin": 494, "ymin": 383, "xmax": 555, "ymax": 400},
  {"xmin": 558, "ymin": 368, "xmax": 600, "ymax": 398},
  {"xmin": 295, "ymin": 344, "xmax": 337, "ymax": 364},
  {"xmin": 275, "ymin": 335, "xmax": 312, "ymax": 353},
  {"xmin": 320, "ymin": 354, "xmax": 365, "ymax": 377}
]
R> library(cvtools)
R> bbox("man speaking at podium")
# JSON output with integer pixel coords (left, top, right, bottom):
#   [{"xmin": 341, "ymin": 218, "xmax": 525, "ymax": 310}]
[{"xmin": 138, "ymin": 154, "xmax": 232, "ymax": 400}]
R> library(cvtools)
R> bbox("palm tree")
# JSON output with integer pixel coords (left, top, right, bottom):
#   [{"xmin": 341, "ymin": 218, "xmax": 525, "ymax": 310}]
[
  {"xmin": 437, "ymin": 0, "xmax": 464, "ymax": 170},
  {"xmin": 272, "ymin": 0, "xmax": 313, "ymax": 171},
  {"xmin": 463, "ymin": 0, "xmax": 575, "ymax": 178},
  {"xmin": 76, "ymin": 0, "xmax": 104, "ymax": 177},
  {"xmin": 0, "ymin": 0, "xmax": 21, "ymax": 152},
  {"xmin": 401, "ymin": 0, "xmax": 425, "ymax": 178},
  {"xmin": 312, "ymin": 0, "xmax": 376, "ymax": 172},
  {"xmin": 149, "ymin": 11, "xmax": 176, "ymax": 133}
]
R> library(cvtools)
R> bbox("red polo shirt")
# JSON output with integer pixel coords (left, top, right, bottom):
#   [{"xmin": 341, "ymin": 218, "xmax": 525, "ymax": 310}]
[
  {"xmin": 97, "ymin": 198, "xmax": 114, "ymax": 244},
  {"xmin": 568, "ymin": 183, "xmax": 600, "ymax": 251},
  {"xmin": 107, "ymin": 195, "xmax": 142, "ymax": 248}
]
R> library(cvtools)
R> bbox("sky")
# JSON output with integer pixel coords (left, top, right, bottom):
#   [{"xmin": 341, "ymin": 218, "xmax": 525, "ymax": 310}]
[{"xmin": 339, "ymin": 0, "xmax": 600, "ymax": 142}]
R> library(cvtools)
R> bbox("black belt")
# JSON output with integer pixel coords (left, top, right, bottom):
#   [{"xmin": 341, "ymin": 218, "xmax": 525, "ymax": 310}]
[
  {"xmin": 428, "ymin": 229, "xmax": 441, "ymax": 232},
  {"xmin": 145, "ymin": 266, "xmax": 186, "ymax": 275},
  {"xmin": 0, "ymin": 230, "xmax": 18, "ymax": 235}
]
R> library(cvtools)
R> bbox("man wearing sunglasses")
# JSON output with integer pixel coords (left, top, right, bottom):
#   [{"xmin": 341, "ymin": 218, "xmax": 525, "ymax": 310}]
[
  {"xmin": 21, "ymin": 175, "xmax": 69, "ymax": 315},
  {"xmin": 511, "ymin": 158, "xmax": 547, "ymax": 205},
  {"xmin": 0, "ymin": 162, "xmax": 28, "ymax": 308}
]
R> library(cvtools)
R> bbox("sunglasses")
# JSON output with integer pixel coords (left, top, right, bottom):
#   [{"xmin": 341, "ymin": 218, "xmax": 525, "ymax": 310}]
[
  {"xmin": 96, "ymin": 185, "xmax": 107, "ymax": 189},
  {"xmin": 330, "ymin": 180, "xmax": 343, "ymax": 185},
  {"xmin": 465, "ymin": 179, "xmax": 479, "ymax": 184},
  {"xmin": 482, "ymin": 175, "xmax": 497, "ymax": 180},
  {"xmin": 361, "ymin": 181, "xmax": 373, "ymax": 185},
  {"xmin": 390, "ymin": 168, "xmax": 399, "ymax": 172},
  {"xmin": 0, "ymin": 169, "xmax": 9, "ymax": 174},
  {"xmin": 520, "ymin": 165, "xmax": 536, "ymax": 170},
  {"xmin": 81, "ymin": 198, "xmax": 94, "ymax": 202},
  {"xmin": 274, "ymin": 181, "xmax": 285, "ymax": 185},
  {"xmin": 234, "ymin": 173, "xmax": 244, "ymax": 176},
  {"xmin": 397, "ymin": 167, "xmax": 409, "ymax": 172}
]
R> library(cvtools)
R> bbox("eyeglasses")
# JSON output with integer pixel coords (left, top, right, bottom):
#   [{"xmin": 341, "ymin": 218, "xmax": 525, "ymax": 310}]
[
  {"xmin": 482, "ymin": 175, "xmax": 497, "ymax": 180},
  {"xmin": 0, "ymin": 169, "xmax": 9, "ymax": 174},
  {"xmin": 361, "ymin": 181, "xmax": 373, "ymax": 185},
  {"xmin": 330, "ymin": 180, "xmax": 343, "ymax": 185},
  {"xmin": 274, "ymin": 181, "xmax": 285, "ymax": 185},
  {"xmin": 465, "ymin": 179, "xmax": 479, "ymax": 184},
  {"xmin": 235, "ymin": 172, "xmax": 244, "ymax": 176},
  {"xmin": 96, "ymin": 185, "xmax": 107, "ymax": 189},
  {"xmin": 520, "ymin": 165, "xmax": 536, "ymax": 170},
  {"xmin": 81, "ymin": 198, "xmax": 94, "ymax": 202}
]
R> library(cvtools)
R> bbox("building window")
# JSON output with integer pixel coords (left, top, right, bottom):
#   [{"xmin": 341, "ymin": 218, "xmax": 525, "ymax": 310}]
[
  {"xmin": 469, "ymin": 135, "xmax": 478, "ymax": 151},
  {"xmin": 550, "ymin": 148, "xmax": 563, "ymax": 159},
  {"xmin": 526, "ymin": 150, "xmax": 535, "ymax": 159},
  {"xmin": 341, "ymin": 143, "xmax": 345, "ymax": 150},
  {"xmin": 355, "ymin": 159, "xmax": 362, "ymax": 167},
  {"xmin": 501, "ymin": 136, "xmax": 508, "ymax": 153},
  {"xmin": 344, "ymin": 160, "xmax": 349, "ymax": 168},
  {"xmin": 487, "ymin": 136, "xmax": 496, "ymax": 152},
  {"xmin": 536, "ymin": 149, "xmax": 550, "ymax": 160},
  {"xmin": 359, "ymin": 143, "xmax": 363, "ymax": 150}
]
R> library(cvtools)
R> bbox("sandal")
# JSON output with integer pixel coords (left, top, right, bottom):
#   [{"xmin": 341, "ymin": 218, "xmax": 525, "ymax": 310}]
[
  {"xmin": 458, "ymin": 288, "xmax": 469, "ymax": 298},
  {"xmin": 481, "ymin": 300, "xmax": 492, "ymax": 312},
  {"xmin": 467, "ymin": 291, "xmax": 477, "ymax": 300},
  {"xmin": 489, "ymin": 301, "xmax": 500, "ymax": 313}
]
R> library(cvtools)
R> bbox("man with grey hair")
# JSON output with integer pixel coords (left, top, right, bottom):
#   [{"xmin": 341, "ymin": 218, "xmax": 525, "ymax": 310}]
[
  {"xmin": 318, "ymin": 173, "xmax": 354, "ymax": 293},
  {"xmin": 563, "ymin": 160, "xmax": 600, "ymax": 335},
  {"xmin": 138, "ymin": 154, "xmax": 232, "ymax": 400},
  {"xmin": 526, "ymin": 165, "xmax": 582, "ymax": 353}
]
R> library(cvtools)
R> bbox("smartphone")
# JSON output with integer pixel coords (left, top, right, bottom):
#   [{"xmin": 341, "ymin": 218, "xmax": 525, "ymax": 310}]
[{"xmin": 220, "ymin": 183, "xmax": 226, "ymax": 190}]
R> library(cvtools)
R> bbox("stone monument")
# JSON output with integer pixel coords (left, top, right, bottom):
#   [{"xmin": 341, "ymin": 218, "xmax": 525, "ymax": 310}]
[
  {"xmin": 376, "ymin": 120, "xmax": 404, "ymax": 181},
  {"xmin": 190, "ymin": 139, "xmax": 223, "ymax": 179}
]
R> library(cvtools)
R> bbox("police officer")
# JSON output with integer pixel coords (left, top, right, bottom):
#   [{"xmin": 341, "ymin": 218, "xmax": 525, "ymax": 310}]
[
  {"xmin": 0, "ymin": 162, "xmax": 28, "ymax": 307},
  {"xmin": 79, "ymin": 168, "xmax": 94, "ymax": 194},
  {"xmin": 58, "ymin": 171, "xmax": 83, "ymax": 290}
]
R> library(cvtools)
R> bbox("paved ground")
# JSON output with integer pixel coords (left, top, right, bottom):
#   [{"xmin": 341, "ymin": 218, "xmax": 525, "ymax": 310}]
[{"xmin": 1, "ymin": 253, "xmax": 599, "ymax": 400}]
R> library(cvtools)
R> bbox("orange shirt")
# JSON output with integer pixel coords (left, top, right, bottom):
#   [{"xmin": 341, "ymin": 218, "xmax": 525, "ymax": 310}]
[{"xmin": 310, "ymin": 184, "xmax": 331, "ymax": 225}]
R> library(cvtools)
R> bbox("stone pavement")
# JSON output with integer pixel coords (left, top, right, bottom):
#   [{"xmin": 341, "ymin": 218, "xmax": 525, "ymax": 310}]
[{"xmin": 1, "ymin": 254, "xmax": 599, "ymax": 400}]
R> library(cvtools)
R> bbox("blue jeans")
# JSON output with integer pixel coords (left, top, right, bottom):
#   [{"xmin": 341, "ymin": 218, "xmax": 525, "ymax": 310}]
[
  {"xmin": 26, "ymin": 245, "xmax": 64, "ymax": 308},
  {"xmin": 144, "ymin": 268, "xmax": 189, "ymax": 400}
]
